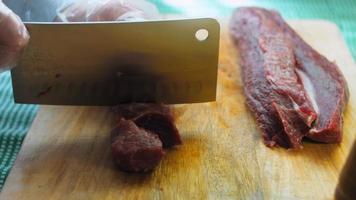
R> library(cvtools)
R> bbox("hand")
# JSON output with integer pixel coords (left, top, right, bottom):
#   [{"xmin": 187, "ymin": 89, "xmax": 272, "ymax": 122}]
[
  {"xmin": 0, "ymin": 1, "xmax": 29, "ymax": 72},
  {"xmin": 54, "ymin": 0, "xmax": 160, "ymax": 22}
]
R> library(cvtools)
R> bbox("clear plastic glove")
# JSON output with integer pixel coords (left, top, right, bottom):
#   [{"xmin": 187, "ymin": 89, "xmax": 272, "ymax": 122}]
[
  {"xmin": 55, "ymin": 0, "xmax": 160, "ymax": 22},
  {"xmin": 0, "ymin": 1, "xmax": 29, "ymax": 72}
]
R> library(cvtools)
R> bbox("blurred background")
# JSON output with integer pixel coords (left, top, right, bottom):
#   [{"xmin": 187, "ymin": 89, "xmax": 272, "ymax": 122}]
[
  {"xmin": 0, "ymin": 0, "xmax": 356, "ymax": 189},
  {"xmin": 151, "ymin": 0, "xmax": 356, "ymax": 59}
]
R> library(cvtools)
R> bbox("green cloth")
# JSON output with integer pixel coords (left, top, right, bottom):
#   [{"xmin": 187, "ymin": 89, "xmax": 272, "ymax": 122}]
[
  {"xmin": 0, "ymin": 72, "xmax": 37, "ymax": 188},
  {"xmin": 1, "ymin": 0, "xmax": 356, "ymax": 189}
]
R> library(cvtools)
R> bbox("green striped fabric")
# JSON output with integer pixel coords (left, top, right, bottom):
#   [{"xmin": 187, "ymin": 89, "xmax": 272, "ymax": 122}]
[
  {"xmin": 0, "ymin": 72, "xmax": 37, "ymax": 188},
  {"xmin": 1, "ymin": 0, "xmax": 356, "ymax": 189}
]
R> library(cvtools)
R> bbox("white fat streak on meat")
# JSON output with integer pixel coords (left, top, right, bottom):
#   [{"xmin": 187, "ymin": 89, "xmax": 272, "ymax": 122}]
[
  {"xmin": 291, "ymin": 100, "xmax": 314, "ymax": 126},
  {"xmin": 295, "ymin": 68, "xmax": 319, "ymax": 115}
]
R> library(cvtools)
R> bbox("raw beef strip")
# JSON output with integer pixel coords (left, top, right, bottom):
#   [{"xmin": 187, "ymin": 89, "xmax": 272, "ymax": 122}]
[
  {"xmin": 111, "ymin": 120, "xmax": 164, "ymax": 172},
  {"xmin": 260, "ymin": 33, "xmax": 317, "ymax": 127},
  {"xmin": 113, "ymin": 103, "xmax": 182, "ymax": 147},
  {"xmin": 266, "ymin": 10, "xmax": 349, "ymax": 143},
  {"xmin": 230, "ymin": 7, "xmax": 349, "ymax": 148},
  {"xmin": 230, "ymin": 7, "xmax": 316, "ymax": 148}
]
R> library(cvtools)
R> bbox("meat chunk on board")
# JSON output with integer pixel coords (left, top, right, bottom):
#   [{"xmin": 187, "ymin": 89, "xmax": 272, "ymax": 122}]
[
  {"xmin": 230, "ymin": 7, "xmax": 349, "ymax": 148},
  {"xmin": 111, "ymin": 120, "xmax": 164, "ymax": 172},
  {"xmin": 114, "ymin": 103, "xmax": 182, "ymax": 147},
  {"xmin": 111, "ymin": 104, "xmax": 181, "ymax": 172}
]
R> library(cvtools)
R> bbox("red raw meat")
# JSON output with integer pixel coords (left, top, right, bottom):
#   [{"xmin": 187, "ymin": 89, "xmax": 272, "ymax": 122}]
[
  {"xmin": 111, "ymin": 104, "xmax": 181, "ymax": 172},
  {"xmin": 230, "ymin": 7, "xmax": 349, "ymax": 148},
  {"xmin": 114, "ymin": 103, "xmax": 182, "ymax": 147},
  {"xmin": 111, "ymin": 120, "xmax": 164, "ymax": 172}
]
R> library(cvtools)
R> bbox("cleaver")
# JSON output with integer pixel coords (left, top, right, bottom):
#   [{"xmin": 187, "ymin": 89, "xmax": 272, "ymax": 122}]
[{"xmin": 11, "ymin": 18, "xmax": 220, "ymax": 106}]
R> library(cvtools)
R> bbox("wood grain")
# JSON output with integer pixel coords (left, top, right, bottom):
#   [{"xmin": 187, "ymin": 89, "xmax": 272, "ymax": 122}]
[{"xmin": 1, "ymin": 20, "xmax": 356, "ymax": 200}]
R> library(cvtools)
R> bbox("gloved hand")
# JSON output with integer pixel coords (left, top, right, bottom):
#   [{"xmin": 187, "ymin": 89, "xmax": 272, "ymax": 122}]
[
  {"xmin": 54, "ymin": 0, "xmax": 160, "ymax": 22},
  {"xmin": 0, "ymin": 1, "xmax": 29, "ymax": 72}
]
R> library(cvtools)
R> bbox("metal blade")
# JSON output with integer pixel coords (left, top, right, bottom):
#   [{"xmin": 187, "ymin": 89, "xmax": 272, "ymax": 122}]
[{"xmin": 11, "ymin": 18, "xmax": 220, "ymax": 105}]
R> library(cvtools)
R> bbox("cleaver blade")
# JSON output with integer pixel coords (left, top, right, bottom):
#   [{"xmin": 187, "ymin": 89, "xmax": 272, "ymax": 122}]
[{"xmin": 11, "ymin": 18, "xmax": 220, "ymax": 106}]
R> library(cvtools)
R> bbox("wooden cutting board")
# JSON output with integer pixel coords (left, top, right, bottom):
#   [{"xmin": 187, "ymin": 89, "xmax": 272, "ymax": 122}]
[{"xmin": 1, "ymin": 20, "xmax": 356, "ymax": 200}]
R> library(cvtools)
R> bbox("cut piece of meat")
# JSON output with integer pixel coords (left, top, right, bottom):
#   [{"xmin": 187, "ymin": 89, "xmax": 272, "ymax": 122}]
[
  {"xmin": 113, "ymin": 103, "xmax": 182, "ymax": 147},
  {"xmin": 111, "ymin": 103, "xmax": 181, "ymax": 172},
  {"xmin": 230, "ymin": 7, "xmax": 349, "ymax": 148},
  {"xmin": 111, "ymin": 120, "xmax": 164, "ymax": 172},
  {"xmin": 134, "ymin": 112, "xmax": 182, "ymax": 148}
]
